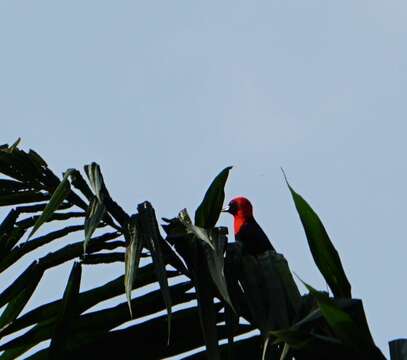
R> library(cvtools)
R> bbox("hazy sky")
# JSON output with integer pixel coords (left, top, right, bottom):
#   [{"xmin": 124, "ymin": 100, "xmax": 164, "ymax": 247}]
[{"xmin": 1, "ymin": 1, "xmax": 407, "ymax": 357}]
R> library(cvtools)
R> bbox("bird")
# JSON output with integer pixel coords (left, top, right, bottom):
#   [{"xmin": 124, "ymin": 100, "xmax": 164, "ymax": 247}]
[{"xmin": 222, "ymin": 196, "xmax": 275, "ymax": 255}]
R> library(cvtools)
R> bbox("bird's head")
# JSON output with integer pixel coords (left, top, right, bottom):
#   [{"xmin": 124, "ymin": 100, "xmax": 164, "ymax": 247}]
[{"xmin": 222, "ymin": 196, "xmax": 253, "ymax": 219}]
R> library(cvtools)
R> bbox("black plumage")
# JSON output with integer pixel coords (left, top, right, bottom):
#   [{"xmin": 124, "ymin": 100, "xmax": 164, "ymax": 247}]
[{"xmin": 235, "ymin": 217, "xmax": 275, "ymax": 255}]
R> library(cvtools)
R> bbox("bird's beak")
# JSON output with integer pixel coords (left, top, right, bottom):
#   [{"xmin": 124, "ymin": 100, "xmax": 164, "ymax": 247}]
[{"xmin": 221, "ymin": 205, "xmax": 230, "ymax": 213}]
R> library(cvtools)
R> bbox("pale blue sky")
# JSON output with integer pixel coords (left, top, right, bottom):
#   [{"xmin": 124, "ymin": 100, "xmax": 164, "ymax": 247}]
[{"xmin": 1, "ymin": 1, "xmax": 407, "ymax": 357}]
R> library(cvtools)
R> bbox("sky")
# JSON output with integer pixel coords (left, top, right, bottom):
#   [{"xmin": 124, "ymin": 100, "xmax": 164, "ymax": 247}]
[{"xmin": 1, "ymin": 1, "xmax": 407, "ymax": 357}]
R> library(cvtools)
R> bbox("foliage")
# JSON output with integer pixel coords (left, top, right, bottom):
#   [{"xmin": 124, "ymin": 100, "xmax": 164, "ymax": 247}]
[{"xmin": 0, "ymin": 141, "xmax": 396, "ymax": 359}]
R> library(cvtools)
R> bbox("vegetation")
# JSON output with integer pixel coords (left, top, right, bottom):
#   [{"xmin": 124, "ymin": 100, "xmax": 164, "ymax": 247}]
[{"xmin": 0, "ymin": 140, "xmax": 402, "ymax": 359}]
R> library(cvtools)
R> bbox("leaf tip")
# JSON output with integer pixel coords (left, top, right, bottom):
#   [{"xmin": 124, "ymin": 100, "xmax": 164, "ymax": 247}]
[
  {"xmin": 127, "ymin": 302, "xmax": 133, "ymax": 319},
  {"xmin": 280, "ymin": 167, "xmax": 290, "ymax": 186},
  {"xmin": 9, "ymin": 137, "xmax": 21, "ymax": 151}
]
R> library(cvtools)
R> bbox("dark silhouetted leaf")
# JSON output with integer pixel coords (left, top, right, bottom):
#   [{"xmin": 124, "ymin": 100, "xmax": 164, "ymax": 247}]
[
  {"xmin": 178, "ymin": 209, "xmax": 214, "ymax": 250},
  {"xmin": 84, "ymin": 163, "xmax": 103, "ymax": 203},
  {"xmin": 204, "ymin": 227, "xmax": 234, "ymax": 311},
  {"xmin": 37, "ymin": 234, "xmax": 123, "ymax": 272},
  {"xmin": 185, "ymin": 334, "xmax": 261, "ymax": 360},
  {"xmin": 84, "ymin": 163, "xmax": 128, "ymax": 228},
  {"xmin": 182, "ymin": 241, "xmax": 221, "ymax": 360},
  {"xmin": 196, "ymin": 283, "xmax": 220, "ymax": 360},
  {"xmin": 138, "ymin": 201, "xmax": 172, "ymax": 344},
  {"xmin": 0, "ymin": 210, "xmax": 19, "ymax": 234},
  {"xmin": 239, "ymin": 251, "xmax": 293, "ymax": 335},
  {"xmin": 17, "ymin": 211, "xmax": 84, "ymax": 230},
  {"xmin": 27, "ymin": 169, "xmax": 74, "ymax": 240},
  {"xmin": 0, "ymin": 179, "xmax": 31, "ymax": 193},
  {"xmin": 81, "ymin": 252, "xmax": 124, "ymax": 264},
  {"xmin": 390, "ymin": 339, "xmax": 407, "ymax": 360},
  {"xmin": 0, "ymin": 261, "xmax": 44, "ymax": 309},
  {"xmin": 72, "ymin": 281, "xmax": 192, "ymax": 338},
  {"xmin": 0, "ymin": 345, "xmax": 35, "ymax": 360},
  {"xmin": 0, "ymin": 280, "xmax": 193, "ymax": 357},
  {"xmin": 0, "ymin": 271, "xmax": 42, "ymax": 331},
  {"xmin": 0, "ymin": 150, "xmax": 41, "ymax": 186},
  {"xmin": 69, "ymin": 169, "xmax": 94, "ymax": 202},
  {"xmin": 27, "ymin": 149, "xmax": 47, "ymax": 169},
  {"xmin": 0, "ymin": 317, "xmax": 55, "ymax": 357},
  {"xmin": 24, "ymin": 302, "xmax": 241, "ymax": 360},
  {"xmin": 49, "ymin": 262, "xmax": 82, "ymax": 360},
  {"xmin": 195, "ymin": 166, "xmax": 232, "ymax": 228},
  {"xmin": 269, "ymin": 327, "xmax": 315, "ymax": 349},
  {"xmin": 283, "ymin": 171, "xmax": 351, "ymax": 298},
  {"xmin": 0, "ymin": 263, "xmax": 169, "ymax": 339},
  {"xmin": 0, "ymin": 192, "xmax": 49, "ymax": 207},
  {"xmin": 272, "ymin": 252, "xmax": 302, "ymax": 317},
  {"xmin": 84, "ymin": 197, "xmax": 106, "ymax": 254},
  {"xmin": 0, "ymin": 209, "xmax": 20, "ymax": 254},
  {"xmin": 124, "ymin": 215, "xmax": 143, "ymax": 317},
  {"xmin": 299, "ymin": 278, "xmax": 380, "ymax": 356},
  {"xmin": 0, "ymin": 225, "xmax": 84, "ymax": 273},
  {"xmin": 224, "ymin": 302, "xmax": 239, "ymax": 360},
  {"xmin": 14, "ymin": 202, "xmax": 72, "ymax": 214},
  {"xmin": 8, "ymin": 138, "xmax": 21, "ymax": 152}
]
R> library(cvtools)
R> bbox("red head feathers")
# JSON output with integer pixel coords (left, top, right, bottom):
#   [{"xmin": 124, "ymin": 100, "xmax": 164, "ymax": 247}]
[
  {"xmin": 222, "ymin": 196, "xmax": 275, "ymax": 255},
  {"xmin": 222, "ymin": 196, "xmax": 254, "ymax": 235}
]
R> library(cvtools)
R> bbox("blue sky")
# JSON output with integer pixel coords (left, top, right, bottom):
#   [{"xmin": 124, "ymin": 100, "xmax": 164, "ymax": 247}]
[{"xmin": 1, "ymin": 1, "xmax": 407, "ymax": 357}]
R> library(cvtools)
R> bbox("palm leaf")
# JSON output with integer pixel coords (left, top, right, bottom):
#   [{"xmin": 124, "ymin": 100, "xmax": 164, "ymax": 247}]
[
  {"xmin": 283, "ymin": 170, "xmax": 351, "ymax": 298},
  {"xmin": 49, "ymin": 262, "xmax": 82, "ymax": 359},
  {"xmin": 124, "ymin": 214, "xmax": 143, "ymax": 317},
  {"xmin": 195, "ymin": 166, "xmax": 232, "ymax": 228},
  {"xmin": 27, "ymin": 169, "xmax": 75, "ymax": 240}
]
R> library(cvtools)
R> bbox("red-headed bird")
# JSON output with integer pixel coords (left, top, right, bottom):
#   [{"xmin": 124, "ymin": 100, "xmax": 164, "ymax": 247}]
[{"xmin": 222, "ymin": 196, "xmax": 275, "ymax": 255}]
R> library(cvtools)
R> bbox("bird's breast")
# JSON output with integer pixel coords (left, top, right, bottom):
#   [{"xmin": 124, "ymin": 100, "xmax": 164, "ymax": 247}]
[
  {"xmin": 233, "ymin": 216, "xmax": 246, "ymax": 236},
  {"xmin": 234, "ymin": 217, "xmax": 275, "ymax": 255}
]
